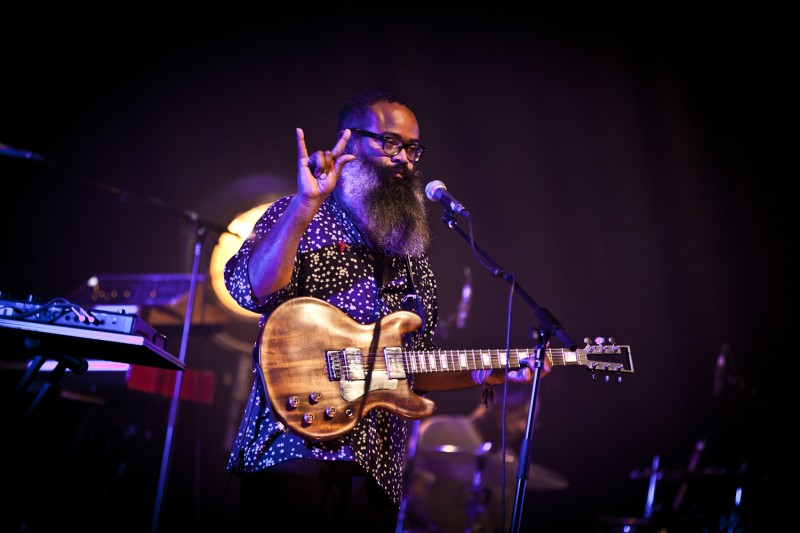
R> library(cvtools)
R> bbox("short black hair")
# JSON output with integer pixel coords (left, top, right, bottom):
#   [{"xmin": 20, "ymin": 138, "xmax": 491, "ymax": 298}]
[{"xmin": 337, "ymin": 90, "xmax": 412, "ymax": 132}]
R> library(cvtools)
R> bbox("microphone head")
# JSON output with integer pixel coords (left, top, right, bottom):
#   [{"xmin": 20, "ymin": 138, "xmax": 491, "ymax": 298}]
[{"xmin": 425, "ymin": 180, "xmax": 446, "ymax": 201}]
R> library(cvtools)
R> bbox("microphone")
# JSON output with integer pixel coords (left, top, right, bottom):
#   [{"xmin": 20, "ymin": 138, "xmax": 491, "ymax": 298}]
[
  {"xmin": 425, "ymin": 180, "xmax": 469, "ymax": 217},
  {"xmin": 0, "ymin": 142, "xmax": 44, "ymax": 162}
]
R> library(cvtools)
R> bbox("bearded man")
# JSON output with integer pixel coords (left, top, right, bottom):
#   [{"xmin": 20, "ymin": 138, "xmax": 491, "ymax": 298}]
[{"xmin": 224, "ymin": 90, "xmax": 532, "ymax": 531}]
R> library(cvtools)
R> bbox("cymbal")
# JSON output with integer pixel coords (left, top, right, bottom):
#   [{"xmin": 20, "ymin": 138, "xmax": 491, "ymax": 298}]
[
  {"xmin": 415, "ymin": 447, "xmax": 568, "ymax": 491},
  {"xmin": 523, "ymin": 461, "xmax": 570, "ymax": 491},
  {"xmin": 418, "ymin": 443, "xmax": 493, "ymax": 457}
]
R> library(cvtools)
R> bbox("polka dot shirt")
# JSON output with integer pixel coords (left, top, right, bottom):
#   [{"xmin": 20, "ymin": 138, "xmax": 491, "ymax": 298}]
[{"xmin": 224, "ymin": 194, "xmax": 439, "ymax": 505}]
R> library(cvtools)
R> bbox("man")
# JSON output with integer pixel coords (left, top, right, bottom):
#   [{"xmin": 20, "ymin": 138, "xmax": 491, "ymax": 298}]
[{"xmin": 224, "ymin": 90, "xmax": 533, "ymax": 530}]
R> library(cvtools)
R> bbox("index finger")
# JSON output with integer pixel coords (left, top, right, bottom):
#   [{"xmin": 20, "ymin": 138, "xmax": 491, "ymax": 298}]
[
  {"xmin": 330, "ymin": 129, "xmax": 352, "ymax": 157},
  {"xmin": 296, "ymin": 127, "xmax": 310, "ymax": 163}
]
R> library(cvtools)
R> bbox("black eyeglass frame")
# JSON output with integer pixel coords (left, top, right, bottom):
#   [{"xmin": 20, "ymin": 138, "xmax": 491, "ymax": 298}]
[{"xmin": 350, "ymin": 128, "xmax": 426, "ymax": 162}]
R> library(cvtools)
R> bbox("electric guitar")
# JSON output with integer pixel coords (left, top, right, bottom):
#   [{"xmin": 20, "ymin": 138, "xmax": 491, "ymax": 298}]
[{"xmin": 260, "ymin": 297, "xmax": 634, "ymax": 442}]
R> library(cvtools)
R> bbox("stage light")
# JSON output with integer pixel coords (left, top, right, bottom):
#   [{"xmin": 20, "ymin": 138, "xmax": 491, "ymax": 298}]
[{"xmin": 209, "ymin": 203, "xmax": 272, "ymax": 321}]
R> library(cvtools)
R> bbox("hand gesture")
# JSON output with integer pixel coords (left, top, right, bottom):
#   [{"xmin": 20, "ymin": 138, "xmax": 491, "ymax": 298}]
[{"xmin": 295, "ymin": 127, "xmax": 356, "ymax": 203}]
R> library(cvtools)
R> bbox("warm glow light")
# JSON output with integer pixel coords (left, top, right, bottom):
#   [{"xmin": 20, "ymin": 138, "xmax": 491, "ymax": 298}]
[{"xmin": 209, "ymin": 203, "xmax": 272, "ymax": 321}]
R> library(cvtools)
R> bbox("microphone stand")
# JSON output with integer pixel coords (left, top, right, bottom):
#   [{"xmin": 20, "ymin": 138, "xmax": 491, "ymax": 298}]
[{"xmin": 439, "ymin": 209, "xmax": 578, "ymax": 533}]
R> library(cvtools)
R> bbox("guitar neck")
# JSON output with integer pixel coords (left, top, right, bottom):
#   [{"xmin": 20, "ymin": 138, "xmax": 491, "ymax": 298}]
[{"xmin": 398, "ymin": 346, "xmax": 631, "ymax": 374}]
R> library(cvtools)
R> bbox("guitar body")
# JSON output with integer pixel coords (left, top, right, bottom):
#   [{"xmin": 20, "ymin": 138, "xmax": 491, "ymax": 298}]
[{"xmin": 260, "ymin": 297, "xmax": 436, "ymax": 442}]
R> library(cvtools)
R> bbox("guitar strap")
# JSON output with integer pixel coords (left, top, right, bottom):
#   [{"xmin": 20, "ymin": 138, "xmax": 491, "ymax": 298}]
[{"xmin": 402, "ymin": 254, "xmax": 426, "ymax": 334}]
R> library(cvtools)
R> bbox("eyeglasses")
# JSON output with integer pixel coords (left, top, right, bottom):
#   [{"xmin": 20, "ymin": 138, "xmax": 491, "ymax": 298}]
[{"xmin": 350, "ymin": 128, "xmax": 426, "ymax": 162}]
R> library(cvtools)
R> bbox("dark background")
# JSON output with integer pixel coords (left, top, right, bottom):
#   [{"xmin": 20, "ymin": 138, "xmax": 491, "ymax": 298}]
[{"xmin": 1, "ymin": 13, "xmax": 788, "ymax": 532}]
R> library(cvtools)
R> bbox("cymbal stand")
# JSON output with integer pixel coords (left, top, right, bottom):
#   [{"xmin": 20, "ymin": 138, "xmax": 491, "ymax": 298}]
[
  {"xmin": 465, "ymin": 442, "xmax": 493, "ymax": 533},
  {"xmin": 644, "ymin": 454, "xmax": 661, "ymax": 519}
]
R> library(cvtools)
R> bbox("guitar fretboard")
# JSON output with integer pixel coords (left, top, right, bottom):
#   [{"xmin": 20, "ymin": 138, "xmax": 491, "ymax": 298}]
[
  {"xmin": 395, "ymin": 347, "xmax": 627, "ymax": 373},
  {"xmin": 398, "ymin": 348, "xmax": 530, "ymax": 374}
]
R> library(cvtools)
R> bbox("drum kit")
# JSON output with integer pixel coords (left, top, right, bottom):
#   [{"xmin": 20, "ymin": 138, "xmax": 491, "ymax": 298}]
[{"xmin": 405, "ymin": 441, "xmax": 569, "ymax": 532}]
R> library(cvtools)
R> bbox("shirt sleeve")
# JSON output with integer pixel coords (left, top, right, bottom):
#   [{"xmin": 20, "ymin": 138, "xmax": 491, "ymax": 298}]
[{"xmin": 223, "ymin": 196, "xmax": 296, "ymax": 314}]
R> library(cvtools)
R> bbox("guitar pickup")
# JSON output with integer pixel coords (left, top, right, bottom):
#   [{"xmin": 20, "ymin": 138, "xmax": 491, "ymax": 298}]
[
  {"xmin": 384, "ymin": 347, "xmax": 406, "ymax": 380},
  {"xmin": 325, "ymin": 348, "xmax": 364, "ymax": 381}
]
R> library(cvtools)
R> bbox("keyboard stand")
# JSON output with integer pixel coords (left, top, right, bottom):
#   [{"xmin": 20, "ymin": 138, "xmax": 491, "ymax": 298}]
[{"xmin": 14, "ymin": 347, "xmax": 88, "ymax": 416}]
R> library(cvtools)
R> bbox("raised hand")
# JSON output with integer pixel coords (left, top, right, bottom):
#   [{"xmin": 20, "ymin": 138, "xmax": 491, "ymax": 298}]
[{"xmin": 296, "ymin": 127, "xmax": 356, "ymax": 202}]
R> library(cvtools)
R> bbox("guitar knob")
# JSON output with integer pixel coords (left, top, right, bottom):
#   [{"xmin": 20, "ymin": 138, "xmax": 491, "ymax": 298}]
[
  {"xmin": 303, "ymin": 413, "xmax": 315, "ymax": 424},
  {"xmin": 324, "ymin": 407, "xmax": 336, "ymax": 419},
  {"xmin": 287, "ymin": 396, "xmax": 300, "ymax": 408},
  {"xmin": 309, "ymin": 392, "xmax": 321, "ymax": 404},
  {"xmin": 345, "ymin": 408, "xmax": 355, "ymax": 418}
]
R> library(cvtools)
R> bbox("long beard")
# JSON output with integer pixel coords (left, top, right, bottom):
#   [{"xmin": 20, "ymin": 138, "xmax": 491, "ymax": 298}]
[{"xmin": 338, "ymin": 158, "xmax": 430, "ymax": 256}]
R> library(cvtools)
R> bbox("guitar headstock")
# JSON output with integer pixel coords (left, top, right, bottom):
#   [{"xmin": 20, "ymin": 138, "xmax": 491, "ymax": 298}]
[{"xmin": 580, "ymin": 337, "xmax": 634, "ymax": 382}]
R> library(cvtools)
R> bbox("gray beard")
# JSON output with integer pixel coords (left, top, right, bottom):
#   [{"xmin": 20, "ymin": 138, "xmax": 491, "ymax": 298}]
[{"xmin": 337, "ymin": 158, "xmax": 430, "ymax": 257}]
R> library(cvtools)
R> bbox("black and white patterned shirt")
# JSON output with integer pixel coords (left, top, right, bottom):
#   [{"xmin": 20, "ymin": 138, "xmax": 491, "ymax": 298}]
[{"xmin": 224, "ymin": 194, "xmax": 439, "ymax": 505}]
